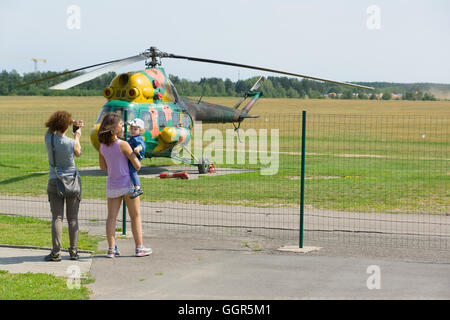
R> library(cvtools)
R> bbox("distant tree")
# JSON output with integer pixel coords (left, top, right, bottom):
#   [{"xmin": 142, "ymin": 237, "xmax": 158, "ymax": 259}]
[
  {"xmin": 422, "ymin": 92, "xmax": 436, "ymax": 101},
  {"xmin": 381, "ymin": 90, "xmax": 391, "ymax": 100},
  {"xmin": 342, "ymin": 90, "xmax": 353, "ymax": 99},
  {"xmin": 201, "ymin": 83, "xmax": 212, "ymax": 97},
  {"xmin": 287, "ymin": 87, "xmax": 300, "ymax": 98},
  {"xmin": 404, "ymin": 91, "xmax": 415, "ymax": 100},
  {"xmin": 261, "ymin": 79, "xmax": 276, "ymax": 97},
  {"xmin": 0, "ymin": 70, "xmax": 443, "ymax": 99},
  {"xmin": 308, "ymin": 89, "xmax": 322, "ymax": 99},
  {"xmin": 358, "ymin": 92, "xmax": 368, "ymax": 99}
]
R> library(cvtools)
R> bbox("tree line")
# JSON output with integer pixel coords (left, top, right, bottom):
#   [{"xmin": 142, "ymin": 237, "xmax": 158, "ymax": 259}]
[{"xmin": 0, "ymin": 69, "xmax": 440, "ymax": 100}]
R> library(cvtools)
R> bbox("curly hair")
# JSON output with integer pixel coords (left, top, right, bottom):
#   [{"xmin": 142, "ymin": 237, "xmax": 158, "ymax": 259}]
[
  {"xmin": 45, "ymin": 110, "xmax": 73, "ymax": 133},
  {"xmin": 98, "ymin": 113, "xmax": 122, "ymax": 146}
]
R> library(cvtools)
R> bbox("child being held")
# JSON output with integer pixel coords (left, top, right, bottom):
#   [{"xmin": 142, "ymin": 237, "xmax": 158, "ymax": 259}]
[{"xmin": 126, "ymin": 118, "xmax": 146, "ymax": 199}]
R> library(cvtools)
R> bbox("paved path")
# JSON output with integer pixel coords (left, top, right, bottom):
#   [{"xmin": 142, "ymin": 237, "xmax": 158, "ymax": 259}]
[
  {"xmin": 85, "ymin": 232, "xmax": 450, "ymax": 300},
  {"xmin": 1, "ymin": 229, "xmax": 449, "ymax": 299},
  {"xmin": 1, "ymin": 195, "xmax": 449, "ymax": 299},
  {"xmin": 1, "ymin": 196, "xmax": 449, "ymax": 238}
]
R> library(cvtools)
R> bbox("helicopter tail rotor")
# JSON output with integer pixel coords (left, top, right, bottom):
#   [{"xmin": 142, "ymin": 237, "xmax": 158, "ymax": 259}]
[{"xmin": 232, "ymin": 76, "xmax": 264, "ymax": 121}]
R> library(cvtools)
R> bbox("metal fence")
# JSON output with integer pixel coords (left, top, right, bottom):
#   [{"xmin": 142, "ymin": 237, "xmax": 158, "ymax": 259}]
[
  {"xmin": 0, "ymin": 111, "xmax": 448, "ymax": 249},
  {"xmin": 304, "ymin": 113, "xmax": 449, "ymax": 249}
]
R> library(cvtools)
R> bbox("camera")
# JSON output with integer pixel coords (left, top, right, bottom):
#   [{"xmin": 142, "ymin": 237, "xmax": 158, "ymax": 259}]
[
  {"xmin": 72, "ymin": 124, "xmax": 80, "ymax": 133},
  {"xmin": 72, "ymin": 120, "xmax": 83, "ymax": 133}
]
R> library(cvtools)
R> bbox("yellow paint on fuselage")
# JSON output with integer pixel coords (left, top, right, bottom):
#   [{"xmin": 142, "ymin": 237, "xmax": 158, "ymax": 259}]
[
  {"xmin": 93, "ymin": 68, "xmax": 179, "ymax": 153},
  {"xmin": 159, "ymin": 127, "xmax": 179, "ymax": 144},
  {"xmin": 90, "ymin": 123, "xmax": 101, "ymax": 151},
  {"xmin": 104, "ymin": 69, "xmax": 176, "ymax": 103}
]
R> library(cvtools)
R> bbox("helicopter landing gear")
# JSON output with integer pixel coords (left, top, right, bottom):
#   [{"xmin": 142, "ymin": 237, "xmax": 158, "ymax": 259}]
[
  {"xmin": 198, "ymin": 157, "xmax": 209, "ymax": 174},
  {"xmin": 171, "ymin": 145, "xmax": 215, "ymax": 174}
]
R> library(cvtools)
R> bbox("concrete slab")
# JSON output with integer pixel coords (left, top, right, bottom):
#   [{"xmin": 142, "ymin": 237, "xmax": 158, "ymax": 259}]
[
  {"xmin": 77, "ymin": 165, "xmax": 257, "ymax": 180},
  {"xmin": 0, "ymin": 247, "xmax": 92, "ymax": 278},
  {"xmin": 87, "ymin": 233, "xmax": 450, "ymax": 300},
  {"xmin": 277, "ymin": 245, "xmax": 322, "ymax": 253}
]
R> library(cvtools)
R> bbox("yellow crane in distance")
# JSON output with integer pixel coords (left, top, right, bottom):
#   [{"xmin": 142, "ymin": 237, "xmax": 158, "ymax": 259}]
[{"xmin": 32, "ymin": 58, "xmax": 47, "ymax": 72}]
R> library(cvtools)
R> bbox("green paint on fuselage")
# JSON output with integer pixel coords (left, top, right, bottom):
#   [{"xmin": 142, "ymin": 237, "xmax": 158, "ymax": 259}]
[{"xmin": 99, "ymin": 100, "xmax": 193, "ymax": 159}]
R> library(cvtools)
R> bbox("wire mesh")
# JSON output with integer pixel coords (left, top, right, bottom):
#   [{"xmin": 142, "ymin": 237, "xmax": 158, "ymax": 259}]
[
  {"xmin": 0, "ymin": 111, "xmax": 448, "ymax": 249},
  {"xmin": 304, "ymin": 114, "xmax": 449, "ymax": 249}
]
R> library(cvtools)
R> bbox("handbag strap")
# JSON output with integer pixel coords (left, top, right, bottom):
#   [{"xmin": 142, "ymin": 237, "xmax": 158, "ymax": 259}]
[{"xmin": 51, "ymin": 133, "xmax": 59, "ymax": 172}]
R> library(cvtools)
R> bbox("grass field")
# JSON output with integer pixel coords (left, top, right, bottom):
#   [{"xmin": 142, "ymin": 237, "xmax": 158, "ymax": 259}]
[
  {"xmin": 0, "ymin": 96, "xmax": 448, "ymax": 214},
  {"xmin": 0, "ymin": 214, "xmax": 99, "ymax": 300},
  {"xmin": 0, "ymin": 214, "xmax": 103, "ymax": 251}
]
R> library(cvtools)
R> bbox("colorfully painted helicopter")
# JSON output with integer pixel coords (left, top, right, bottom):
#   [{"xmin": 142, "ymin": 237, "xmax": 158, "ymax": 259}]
[{"xmin": 20, "ymin": 47, "xmax": 373, "ymax": 173}]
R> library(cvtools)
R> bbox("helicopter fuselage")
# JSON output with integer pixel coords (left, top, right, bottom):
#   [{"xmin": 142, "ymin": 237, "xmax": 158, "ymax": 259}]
[
  {"xmin": 90, "ymin": 66, "xmax": 259, "ymax": 164},
  {"xmin": 91, "ymin": 99, "xmax": 193, "ymax": 159}
]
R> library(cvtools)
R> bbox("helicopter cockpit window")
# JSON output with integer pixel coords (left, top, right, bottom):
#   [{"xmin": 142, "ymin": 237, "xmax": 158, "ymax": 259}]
[
  {"xmin": 140, "ymin": 111, "xmax": 152, "ymax": 131},
  {"xmin": 182, "ymin": 113, "xmax": 192, "ymax": 129},
  {"xmin": 95, "ymin": 106, "xmax": 110, "ymax": 123},
  {"xmin": 158, "ymin": 110, "xmax": 166, "ymax": 128},
  {"xmin": 111, "ymin": 108, "xmax": 135, "ymax": 122},
  {"xmin": 165, "ymin": 79, "xmax": 180, "ymax": 103},
  {"xmin": 171, "ymin": 111, "xmax": 180, "ymax": 127},
  {"xmin": 96, "ymin": 107, "xmax": 135, "ymax": 124}
]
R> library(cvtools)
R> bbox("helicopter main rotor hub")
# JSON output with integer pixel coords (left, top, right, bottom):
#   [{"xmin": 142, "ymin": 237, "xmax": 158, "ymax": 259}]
[{"xmin": 143, "ymin": 46, "xmax": 170, "ymax": 68}]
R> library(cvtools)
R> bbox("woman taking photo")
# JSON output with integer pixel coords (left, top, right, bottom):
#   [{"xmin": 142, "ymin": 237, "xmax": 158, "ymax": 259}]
[
  {"xmin": 44, "ymin": 110, "xmax": 83, "ymax": 261},
  {"xmin": 98, "ymin": 113, "xmax": 152, "ymax": 258}
]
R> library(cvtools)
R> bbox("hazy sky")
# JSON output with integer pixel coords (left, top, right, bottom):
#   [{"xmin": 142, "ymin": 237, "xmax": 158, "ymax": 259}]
[{"xmin": 1, "ymin": 0, "xmax": 449, "ymax": 84}]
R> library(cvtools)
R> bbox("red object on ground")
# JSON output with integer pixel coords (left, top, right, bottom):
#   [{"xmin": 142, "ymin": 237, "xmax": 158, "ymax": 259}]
[
  {"xmin": 159, "ymin": 172, "xmax": 189, "ymax": 179},
  {"xmin": 208, "ymin": 163, "xmax": 216, "ymax": 173}
]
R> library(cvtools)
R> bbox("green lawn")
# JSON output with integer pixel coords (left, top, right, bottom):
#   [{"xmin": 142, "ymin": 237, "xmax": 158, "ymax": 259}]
[
  {"xmin": 0, "ymin": 98, "xmax": 448, "ymax": 214},
  {"xmin": 0, "ymin": 214, "xmax": 102, "ymax": 251},
  {"xmin": 0, "ymin": 214, "xmax": 102, "ymax": 300},
  {"xmin": 0, "ymin": 270, "xmax": 93, "ymax": 300}
]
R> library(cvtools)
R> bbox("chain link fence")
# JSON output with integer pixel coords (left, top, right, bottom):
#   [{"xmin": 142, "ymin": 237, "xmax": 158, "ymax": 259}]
[{"xmin": 0, "ymin": 111, "xmax": 448, "ymax": 249}]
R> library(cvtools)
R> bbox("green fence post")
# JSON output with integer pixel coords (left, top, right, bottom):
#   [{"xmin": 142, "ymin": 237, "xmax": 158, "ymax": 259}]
[
  {"xmin": 299, "ymin": 110, "xmax": 306, "ymax": 248},
  {"xmin": 122, "ymin": 110, "xmax": 128, "ymax": 236}
]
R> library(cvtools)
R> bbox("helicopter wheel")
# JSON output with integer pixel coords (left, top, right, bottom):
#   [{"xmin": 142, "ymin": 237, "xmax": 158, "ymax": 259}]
[{"xmin": 198, "ymin": 158, "xmax": 210, "ymax": 174}]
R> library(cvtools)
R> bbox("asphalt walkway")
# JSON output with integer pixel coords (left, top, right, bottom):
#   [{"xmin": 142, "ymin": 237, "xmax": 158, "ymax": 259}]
[{"xmin": 1, "ymin": 228, "xmax": 449, "ymax": 300}]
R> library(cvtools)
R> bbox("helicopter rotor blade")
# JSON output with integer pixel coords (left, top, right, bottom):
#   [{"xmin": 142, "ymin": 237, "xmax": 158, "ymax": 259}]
[
  {"xmin": 49, "ymin": 55, "xmax": 146, "ymax": 90},
  {"xmin": 16, "ymin": 54, "xmax": 147, "ymax": 89},
  {"xmin": 167, "ymin": 53, "xmax": 373, "ymax": 90}
]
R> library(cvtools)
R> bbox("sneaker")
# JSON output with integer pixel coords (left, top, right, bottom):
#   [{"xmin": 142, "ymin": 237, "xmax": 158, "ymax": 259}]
[
  {"xmin": 69, "ymin": 248, "xmax": 79, "ymax": 261},
  {"xmin": 130, "ymin": 188, "xmax": 144, "ymax": 199},
  {"xmin": 106, "ymin": 248, "xmax": 117, "ymax": 258},
  {"xmin": 114, "ymin": 245, "xmax": 120, "ymax": 257},
  {"xmin": 44, "ymin": 252, "xmax": 61, "ymax": 262},
  {"xmin": 106, "ymin": 246, "xmax": 120, "ymax": 258},
  {"xmin": 135, "ymin": 246, "xmax": 152, "ymax": 257}
]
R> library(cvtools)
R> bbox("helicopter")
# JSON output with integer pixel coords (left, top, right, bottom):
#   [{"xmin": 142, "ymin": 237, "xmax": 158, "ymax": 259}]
[{"xmin": 20, "ymin": 47, "xmax": 373, "ymax": 173}]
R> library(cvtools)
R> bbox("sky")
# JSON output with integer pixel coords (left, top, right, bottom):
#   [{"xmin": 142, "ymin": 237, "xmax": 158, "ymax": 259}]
[{"xmin": 1, "ymin": 0, "xmax": 449, "ymax": 84}]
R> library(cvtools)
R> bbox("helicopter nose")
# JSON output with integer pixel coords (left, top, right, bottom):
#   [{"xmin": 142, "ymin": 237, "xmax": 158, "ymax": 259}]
[{"xmin": 90, "ymin": 123, "xmax": 101, "ymax": 151}]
